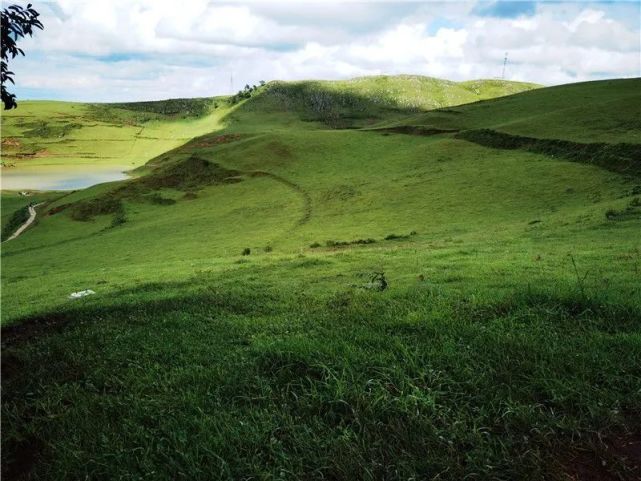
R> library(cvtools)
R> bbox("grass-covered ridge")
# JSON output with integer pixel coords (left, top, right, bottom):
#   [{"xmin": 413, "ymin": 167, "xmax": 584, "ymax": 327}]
[
  {"xmin": 232, "ymin": 75, "xmax": 539, "ymax": 128},
  {"xmin": 2, "ymin": 76, "xmax": 641, "ymax": 480}
]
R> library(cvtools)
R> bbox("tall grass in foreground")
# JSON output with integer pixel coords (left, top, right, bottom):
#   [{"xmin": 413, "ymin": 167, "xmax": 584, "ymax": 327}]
[{"xmin": 3, "ymin": 280, "xmax": 639, "ymax": 480}]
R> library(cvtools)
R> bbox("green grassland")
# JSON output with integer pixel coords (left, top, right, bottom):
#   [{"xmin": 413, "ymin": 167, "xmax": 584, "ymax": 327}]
[
  {"xmin": 2, "ymin": 76, "xmax": 641, "ymax": 480},
  {"xmin": 0, "ymin": 98, "xmax": 230, "ymax": 170}
]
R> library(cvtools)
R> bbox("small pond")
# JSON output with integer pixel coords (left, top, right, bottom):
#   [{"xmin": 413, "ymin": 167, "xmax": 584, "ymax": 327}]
[{"xmin": 1, "ymin": 165, "xmax": 130, "ymax": 191}]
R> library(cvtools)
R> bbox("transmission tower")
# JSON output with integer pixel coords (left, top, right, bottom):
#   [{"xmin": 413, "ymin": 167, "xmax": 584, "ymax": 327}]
[{"xmin": 501, "ymin": 52, "xmax": 508, "ymax": 80}]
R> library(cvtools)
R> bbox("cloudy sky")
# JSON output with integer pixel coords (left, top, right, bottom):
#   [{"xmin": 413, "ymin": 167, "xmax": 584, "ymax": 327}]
[{"xmin": 5, "ymin": 0, "xmax": 640, "ymax": 102}]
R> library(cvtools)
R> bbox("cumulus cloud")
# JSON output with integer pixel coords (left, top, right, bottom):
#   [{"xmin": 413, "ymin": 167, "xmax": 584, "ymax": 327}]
[{"xmin": 7, "ymin": 0, "xmax": 640, "ymax": 101}]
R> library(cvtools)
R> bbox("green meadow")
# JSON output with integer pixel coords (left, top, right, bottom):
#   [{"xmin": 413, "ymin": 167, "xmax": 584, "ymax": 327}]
[{"xmin": 1, "ymin": 76, "xmax": 640, "ymax": 480}]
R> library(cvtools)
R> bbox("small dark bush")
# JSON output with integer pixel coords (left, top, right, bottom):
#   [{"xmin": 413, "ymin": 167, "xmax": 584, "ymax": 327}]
[
  {"xmin": 310, "ymin": 242, "xmax": 322, "ymax": 248},
  {"xmin": 326, "ymin": 238, "xmax": 376, "ymax": 248},
  {"xmin": 385, "ymin": 233, "xmax": 410, "ymax": 241},
  {"xmin": 70, "ymin": 197, "xmax": 123, "ymax": 222},
  {"xmin": 606, "ymin": 205, "xmax": 640, "ymax": 221},
  {"xmin": 362, "ymin": 272, "xmax": 388, "ymax": 291},
  {"xmin": 1, "ymin": 205, "xmax": 30, "ymax": 241},
  {"xmin": 326, "ymin": 240, "xmax": 349, "ymax": 247},
  {"xmin": 147, "ymin": 193, "xmax": 176, "ymax": 205},
  {"xmin": 630, "ymin": 197, "xmax": 641, "ymax": 207},
  {"xmin": 352, "ymin": 238, "xmax": 377, "ymax": 245},
  {"xmin": 264, "ymin": 246, "xmax": 273, "ymax": 253},
  {"xmin": 110, "ymin": 210, "xmax": 127, "ymax": 228},
  {"xmin": 242, "ymin": 248, "xmax": 251, "ymax": 256}
]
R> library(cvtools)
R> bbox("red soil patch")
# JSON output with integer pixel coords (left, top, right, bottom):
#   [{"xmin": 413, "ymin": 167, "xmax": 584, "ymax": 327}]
[
  {"xmin": 1, "ymin": 137, "xmax": 21, "ymax": 147},
  {"xmin": 46, "ymin": 204, "xmax": 71, "ymax": 216}
]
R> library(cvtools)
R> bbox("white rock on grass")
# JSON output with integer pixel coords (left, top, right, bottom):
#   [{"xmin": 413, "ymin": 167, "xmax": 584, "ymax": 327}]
[{"xmin": 69, "ymin": 289, "xmax": 96, "ymax": 299}]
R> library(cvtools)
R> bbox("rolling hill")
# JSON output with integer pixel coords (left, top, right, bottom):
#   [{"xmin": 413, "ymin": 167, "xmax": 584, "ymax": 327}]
[{"xmin": 1, "ymin": 76, "xmax": 640, "ymax": 481}]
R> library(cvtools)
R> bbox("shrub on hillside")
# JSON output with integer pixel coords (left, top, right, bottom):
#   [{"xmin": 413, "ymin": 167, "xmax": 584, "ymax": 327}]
[
  {"xmin": 70, "ymin": 197, "xmax": 123, "ymax": 222},
  {"xmin": 147, "ymin": 193, "xmax": 176, "ymax": 205},
  {"xmin": 385, "ymin": 233, "xmax": 410, "ymax": 241},
  {"xmin": 1, "ymin": 205, "xmax": 30, "ymax": 241}
]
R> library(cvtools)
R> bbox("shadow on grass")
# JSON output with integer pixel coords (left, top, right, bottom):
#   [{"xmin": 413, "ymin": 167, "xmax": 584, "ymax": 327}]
[
  {"xmin": 3, "ymin": 274, "xmax": 641, "ymax": 347},
  {"xmin": 456, "ymin": 129, "xmax": 641, "ymax": 176},
  {"xmin": 2, "ymin": 279, "xmax": 640, "ymax": 480}
]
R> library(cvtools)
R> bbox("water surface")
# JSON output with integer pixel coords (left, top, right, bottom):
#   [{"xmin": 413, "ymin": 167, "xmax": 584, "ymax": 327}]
[{"xmin": 1, "ymin": 165, "xmax": 130, "ymax": 191}]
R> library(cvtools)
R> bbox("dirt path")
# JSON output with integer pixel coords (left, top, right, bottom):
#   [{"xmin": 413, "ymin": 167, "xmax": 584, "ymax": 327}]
[
  {"xmin": 248, "ymin": 170, "xmax": 312, "ymax": 226},
  {"xmin": 6, "ymin": 203, "xmax": 43, "ymax": 241}
]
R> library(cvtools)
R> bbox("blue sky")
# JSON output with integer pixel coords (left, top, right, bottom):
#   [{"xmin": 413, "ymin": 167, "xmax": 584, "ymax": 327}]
[{"xmin": 5, "ymin": 0, "xmax": 640, "ymax": 101}]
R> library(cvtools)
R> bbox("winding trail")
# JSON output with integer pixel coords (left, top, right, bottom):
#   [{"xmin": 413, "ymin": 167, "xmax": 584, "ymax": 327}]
[
  {"xmin": 247, "ymin": 170, "xmax": 312, "ymax": 226},
  {"xmin": 6, "ymin": 203, "xmax": 43, "ymax": 241}
]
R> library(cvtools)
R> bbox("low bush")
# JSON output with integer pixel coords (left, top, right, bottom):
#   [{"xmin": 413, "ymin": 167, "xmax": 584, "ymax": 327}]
[
  {"xmin": 1, "ymin": 206, "xmax": 30, "ymax": 241},
  {"xmin": 457, "ymin": 129, "xmax": 641, "ymax": 176},
  {"xmin": 325, "ymin": 238, "xmax": 376, "ymax": 248},
  {"xmin": 136, "ymin": 156, "xmax": 242, "ymax": 191},
  {"xmin": 385, "ymin": 233, "xmax": 410, "ymax": 241},
  {"xmin": 110, "ymin": 210, "xmax": 127, "ymax": 228},
  {"xmin": 147, "ymin": 193, "xmax": 176, "ymax": 206},
  {"xmin": 108, "ymin": 98, "xmax": 213, "ymax": 118},
  {"xmin": 69, "ymin": 197, "xmax": 123, "ymax": 222},
  {"xmin": 605, "ymin": 200, "xmax": 641, "ymax": 221}
]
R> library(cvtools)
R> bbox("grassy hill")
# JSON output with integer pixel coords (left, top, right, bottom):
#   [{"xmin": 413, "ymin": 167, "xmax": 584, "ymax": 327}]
[
  {"xmin": 0, "ymin": 98, "xmax": 230, "ymax": 171},
  {"xmin": 227, "ymin": 75, "xmax": 539, "ymax": 129},
  {"xmin": 2, "ymin": 76, "xmax": 641, "ymax": 481}
]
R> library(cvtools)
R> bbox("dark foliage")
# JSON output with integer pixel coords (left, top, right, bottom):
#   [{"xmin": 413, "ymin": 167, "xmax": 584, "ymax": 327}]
[
  {"xmin": 1, "ymin": 205, "xmax": 30, "ymax": 241},
  {"xmin": 134, "ymin": 156, "xmax": 242, "ymax": 191},
  {"xmin": 457, "ymin": 129, "xmax": 641, "ymax": 176},
  {"xmin": 324, "ymin": 238, "xmax": 376, "ymax": 248},
  {"xmin": 229, "ymin": 83, "xmax": 264, "ymax": 104},
  {"xmin": 605, "ymin": 197, "xmax": 641, "ymax": 221},
  {"xmin": 107, "ymin": 98, "xmax": 213, "ymax": 118},
  {"xmin": 1, "ymin": 3, "xmax": 43, "ymax": 109},
  {"xmin": 385, "ymin": 232, "xmax": 417, "ymax": 240},
  {"xmin": 69, "ymin": 197, "xmax": 124, "ymax": 222},
  {"xmin": 378, "ymin": 126, "xmax": 459, "ymax": 136}
]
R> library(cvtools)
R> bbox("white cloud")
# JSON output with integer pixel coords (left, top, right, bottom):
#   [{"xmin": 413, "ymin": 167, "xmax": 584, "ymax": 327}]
[{"xmin": 7, "ymin": 0, "xmax": 640, "ymax": 101}]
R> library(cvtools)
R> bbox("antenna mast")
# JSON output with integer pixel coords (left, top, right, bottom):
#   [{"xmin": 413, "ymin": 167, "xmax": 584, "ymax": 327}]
[
  {"xmin": 230, "ymin": 72, "xmax": 234, "ymax": 94},
  {"xmin": 501, "ymin": 52, "xmax": 508, "ymax": 80}
]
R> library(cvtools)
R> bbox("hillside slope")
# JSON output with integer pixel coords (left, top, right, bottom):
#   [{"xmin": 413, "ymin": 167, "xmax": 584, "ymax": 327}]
[
  {"xmin": 2, "ymin": 78, "xmax": 641, "ymax": 481},
  {"xmin": 0, "ymin": 98, "xmax": 230, "ymax": 171},
  {"xmin": 0, "ymin": 76, "xmax": 538, "ymax": 170},
  {"xmin": 228, "ymin": 75, "xmax": 539, "ymax": 129},
  {"xmin": 392, "ymin": 77, "xmax": 640, "ymax": 143}
]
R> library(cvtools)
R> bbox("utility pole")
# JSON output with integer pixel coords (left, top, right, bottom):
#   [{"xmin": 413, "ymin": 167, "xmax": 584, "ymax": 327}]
[
  {"xmin": 230, "ymin": 72, "xmax": 234, "ymax": 94},
  {"xmin": 501, "ymin": 52, "xmax": 508, "ymax": 80}
]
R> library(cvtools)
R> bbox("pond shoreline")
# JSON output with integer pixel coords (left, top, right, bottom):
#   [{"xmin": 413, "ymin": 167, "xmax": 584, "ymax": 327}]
[{"xmin": 0, "ymin": 165, "xmax": 131, "ymax": 191}]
